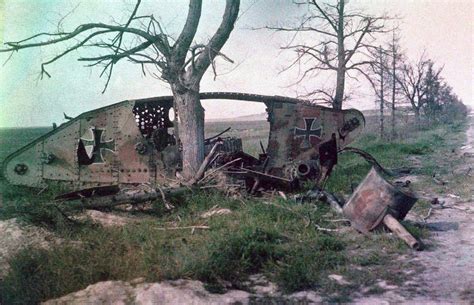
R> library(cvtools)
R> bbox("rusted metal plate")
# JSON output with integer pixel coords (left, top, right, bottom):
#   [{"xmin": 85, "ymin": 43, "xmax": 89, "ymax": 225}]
[
  {"xmin": 114, "ymin": 102, "xmax": 154, "ymax": 185},
  {"xmin": 266, "ymin": 102, "xmax": 364, "ymax": 179},
  {"xmin": 2, "ymin": 141, "xmax": 44, "ymax": 187},
  {"xmin": 343, "ymin": 167, "xmax": 418, "ymax": 233},
  {"xmin": 2, "ymin": 92, "xmax": 365, "ymax": 191},
  {"xmin": 128, "ymin": 98, "xmax": 176, "ymax": 185},
  {"xmin": 42, "ymin": 120, "xmax": 81, "ymax": 185},
  {"xmin": 78, "ymin": 107, "xmax": 118, "ymax": 186}
]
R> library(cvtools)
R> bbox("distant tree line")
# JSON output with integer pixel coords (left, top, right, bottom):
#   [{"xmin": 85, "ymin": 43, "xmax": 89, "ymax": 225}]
[
  {"xmin": 368, "ymin": 35, "xmax": 468, "ymax": 138},
  {"xmin": 266, "ymin": 0, "xmax": 468, "ymax": 139}
]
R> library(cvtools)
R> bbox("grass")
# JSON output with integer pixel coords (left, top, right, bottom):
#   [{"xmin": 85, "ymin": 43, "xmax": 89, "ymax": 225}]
[
  {"xmin": 0, "ymin": 192, "xmax": 346, "ymax": 304},
  {"xmin": 325, "ymin": 123, "xmax": 461, "ymax": 195},
  {"xmin": 205, "ymin": 120, "xmax": 269, "ymax": 157},
  {"xmin": 0, "ymin": 116, "xmax": 469, "ymax": 303}
]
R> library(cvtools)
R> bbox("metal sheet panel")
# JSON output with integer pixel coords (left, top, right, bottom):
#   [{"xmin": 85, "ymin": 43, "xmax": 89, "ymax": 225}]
[
  {"xmin": 42, "ymin": 120, "xmax": 81, "ymax": 184},
  {"xmin": 77, "ymin": 109, "xmax": 116, "ymax": 185},
  {"xmin": 266, "ymin": 102, "xmax": 364, "ymax": 178},
  {"xmin": 115, "ymin": 102, "xmax": 155, "ymax": 184},
  {"xmin": 343, "ymin": 168, "xmax": 418, "ymax": 233},
  {"xmin": 3, "ymin": 142, "xmax": 44, "ymax": 187}
]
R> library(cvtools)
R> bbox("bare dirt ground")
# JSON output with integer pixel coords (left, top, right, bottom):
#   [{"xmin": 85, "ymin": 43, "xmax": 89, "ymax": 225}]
[{"xmin": 354, "ymin": 114, "xmax": 474, "ymax": 304}]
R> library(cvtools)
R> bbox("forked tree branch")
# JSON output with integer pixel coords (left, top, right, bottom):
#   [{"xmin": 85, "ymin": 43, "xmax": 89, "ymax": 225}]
[
  {"xmin": 262, "ymin": 0, "xmax": 389, "ymax": 108},
  {"xmin": 191, "ymin": 0, "xmax": 240, "ymax": 82},
  {"xmin": 172, "ymin": 0, "xmax": 202, "ymax": 68}
]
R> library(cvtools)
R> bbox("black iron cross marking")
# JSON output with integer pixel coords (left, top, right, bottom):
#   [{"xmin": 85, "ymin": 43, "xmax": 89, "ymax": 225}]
[
  {"xmin": 81, "ymin": 127, "xmax": 116, "ymax": 164},
  {"xmin": 294, "ymin": 118, "xmax": 322, "ymax": 148}
]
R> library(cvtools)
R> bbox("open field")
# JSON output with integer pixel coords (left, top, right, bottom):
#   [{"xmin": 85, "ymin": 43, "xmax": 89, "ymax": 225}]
[
  {"xmin": 0, "ymin": 122, "xmax": 268, "ymax": 164},
  {"xmin": 0, "ymin": 116, "xmax": 471, "ymax": 303},
  {"xmin": 0, "ymin": 113, "xmax": 415, "ymax": 163},
  {"xmin": 0, "ymin": 127, "xmax": 51, "ymax": 164}
]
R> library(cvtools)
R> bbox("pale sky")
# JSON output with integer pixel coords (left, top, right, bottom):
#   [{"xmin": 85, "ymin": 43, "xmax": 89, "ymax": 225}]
[{"xmin": 0, "ymin": 0, "xmax": 472, "ymax": 128}]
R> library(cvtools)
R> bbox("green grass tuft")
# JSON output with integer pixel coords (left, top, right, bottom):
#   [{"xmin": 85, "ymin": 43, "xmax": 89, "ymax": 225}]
[
  {"xmin": 191, "ymin": 227, "xmax": 284, "ymax": 284},
  {"xmin": 275, "ymin": 235, "xmax": 346, "ymax": 292}
]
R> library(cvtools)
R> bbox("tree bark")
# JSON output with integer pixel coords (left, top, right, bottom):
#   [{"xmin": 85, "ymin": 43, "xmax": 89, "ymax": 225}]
[
  {"xmin": 333, "ymin": 0, "xmax": 346, "ymax": 110},
  {"xmin": 390, "ymin": 32, "xmax": 397, "ymax": 140},
  {"xmin": 383, "ymin": 214, "xmax": 420, "ymax": 249},
  {"xmin": 414, "ymin": 107, "xmax": 421, "ymax": 127},
  {"xmin": 172, "ymin": 85, "xmax": 205, "ymax": 179},
  {"xmin": 334, "ymin": 66, "xmax": 345, "ymax": 110},
  {"xmin": 379, "ymin": 47, "xmax": 385, "ymax": 138},
  {"xmin": 391, "ymin": 58, "xmax": 396, "ymax": 139}
]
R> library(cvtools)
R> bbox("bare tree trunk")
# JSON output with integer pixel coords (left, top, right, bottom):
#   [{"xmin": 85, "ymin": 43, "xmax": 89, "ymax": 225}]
[
  {"xmin": 414, "ymin": 108, "xmax": 421, "ymax": 128},
  {"xmin": 334, "ymin": 66, "xmax": 345, "ymax": 110},
  {"xmin": 391, "ymin": 60, "xmax": 396, "ymax": 139},
  {"xmin": 379, "ymin": 47, "xmax": 384, "ymax": 138},
  {"xmin": 269, "ymin": 0, "xmax": 387, "ymax": 110},
  {"xmin": 333, "ymin": 0, "xmax": 346, "ymax": 110},
  {"xmin": 172, "ymin": 86, "xmax": 205, "ymax": 179},
  {"xmin": 391, "ymin": 37, "xmax": 397, "ymax": 140}
]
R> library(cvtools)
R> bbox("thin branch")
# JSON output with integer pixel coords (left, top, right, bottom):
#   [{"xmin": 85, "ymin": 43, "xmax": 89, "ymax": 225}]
[{"xmin": 1, "ymin": 23, "xmax": 159, "ymax": 52}]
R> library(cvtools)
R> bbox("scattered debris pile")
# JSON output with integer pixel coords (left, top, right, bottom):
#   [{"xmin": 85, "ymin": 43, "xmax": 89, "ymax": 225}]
[{"xmin": 52, "ymin": 164, "xmax": 421, "ymax": 250}]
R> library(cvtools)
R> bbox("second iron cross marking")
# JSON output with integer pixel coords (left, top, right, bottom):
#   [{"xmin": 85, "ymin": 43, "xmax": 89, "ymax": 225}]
[{"xmin": 294, "ymin": 118, "xmax": 322, "ymax": 148}]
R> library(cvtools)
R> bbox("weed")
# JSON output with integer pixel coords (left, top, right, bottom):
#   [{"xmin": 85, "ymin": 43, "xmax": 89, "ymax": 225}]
[
  {"xmin": 402, "ymin": 221, "xmax": 430, "ymax": 240},
  {"xmin": 275, "ymin": 235, "xmax": 346, "ymax": 292},
  {"xmin": 1, "ymin": 200, "xmax": 74, "ymax": 231},
  {"xmin": 399, "ymin": 143, "xmax": 433, "ymax": 155},
  {"xmin": 191, "ymin": 227, "xmax": 284, "ymax": 284},
  {"xmin": 355, "ymin": 252, "xmax": 385, "ymax": 267}
]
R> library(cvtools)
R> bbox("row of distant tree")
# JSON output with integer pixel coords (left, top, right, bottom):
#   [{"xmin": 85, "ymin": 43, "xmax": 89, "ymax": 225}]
[
  {"xmin": 268, "ymin": 1, "xmax": 468, "ymax": 138},
  {"xmin": 366, "ymin": 34, "xmax": 468, "ymax": 138}
]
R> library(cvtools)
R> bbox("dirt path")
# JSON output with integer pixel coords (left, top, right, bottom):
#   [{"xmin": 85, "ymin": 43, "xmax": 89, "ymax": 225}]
[{"xmin": 355, "ymin": 113, "xmax": 474, "ymax": 304}]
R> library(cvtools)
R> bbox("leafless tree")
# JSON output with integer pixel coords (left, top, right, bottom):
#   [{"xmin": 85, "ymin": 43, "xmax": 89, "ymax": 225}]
[
  {"xmin": 364, "ymin": 28, "xmax": 403, "ymax": 139},
  {"xmin": 397, "ymin": 53, "xmax": 442, "ymax": 126},
  {"xmin": 365, "ymin": 45, "xmax": 390, "ymax": 138},
  {"xmin": 0, "ymin": 0, "xmax": 240, "ymax": 179},
  {"xmin": 265, "ymin": 0, "xmax": 388, "ymax": 109},
  {"xmin": 388, "ymin": 29, "xmax": 403, "ymax": 139}
]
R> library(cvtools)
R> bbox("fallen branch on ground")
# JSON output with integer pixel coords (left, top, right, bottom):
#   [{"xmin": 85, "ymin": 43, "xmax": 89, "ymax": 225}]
[
  {"xmin": 198, "ymin": 157, "xmax": 242, "ymax": 183},
  {"xmin": 155, "ymin": 225, "xmax": 209, "ymax": 231},
  {"xmin": 295, "ymin": 188, "xmax": 344, "ymax": 214},
  {"xmin": 61, "ymin": 186, "xmax": 192, "ymax": 210},
  {"xmin": 314, "ymin": 224, "xmax": 339, "ymax": 232},
  {"xmin": 422, "ymin": 207, "xmax": 433, "ymax": 222},
  {"xmin": 188, "ymin": 141, "xmax": 223, "ymax": 185}
]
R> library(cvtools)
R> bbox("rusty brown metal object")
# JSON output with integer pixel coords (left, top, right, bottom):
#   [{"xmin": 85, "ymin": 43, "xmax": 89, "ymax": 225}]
[
  {"xmin": 343, "ymin": 167, "xmax": 419, "ymax": 249},
  {"xmin": 2, "ymin": 92, "xmax": 365, "ymax": 192},
  {"xmin": 266, "ymin": 102, "xmax": 364, "ymax": 183}
]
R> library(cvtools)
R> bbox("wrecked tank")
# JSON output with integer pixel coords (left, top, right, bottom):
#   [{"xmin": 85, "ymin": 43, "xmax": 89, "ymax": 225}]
[{"xmin": 1, "ymin": 92, "xmax": 365, "ymax": 191}]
